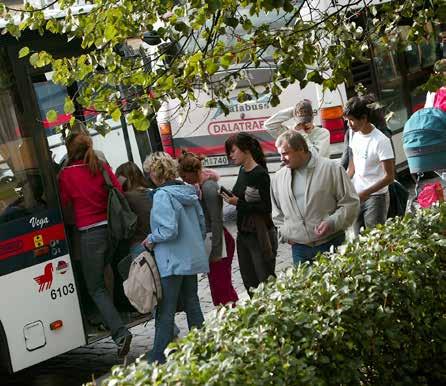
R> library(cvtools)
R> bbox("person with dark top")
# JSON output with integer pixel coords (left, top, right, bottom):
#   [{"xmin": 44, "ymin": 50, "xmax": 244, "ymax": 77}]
[
  {"xmin": 222, "ymin": 133, "xmax": 277, "ymax": 296},
  {"xmin": 58, "ymin": 133, "xmax": 132, "ymax": 358},
  {"xmin": 115, "ymin": 161, "xmax": 152, "ymax": 258}
]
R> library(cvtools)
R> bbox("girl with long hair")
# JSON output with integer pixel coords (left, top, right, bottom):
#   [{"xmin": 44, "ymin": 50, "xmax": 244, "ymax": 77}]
[
  {"xmin": 178, "ymin": 151, "xmax": 238, "ymax": 306},
  {"xmin": 116, "ymin": 161, "xmax": 151, "ymax": 257},
  {"xmin": 58, "ymin": 133, "xmax": 132, "ymax": 357},
  {"xmin": 222, "ymin": 133, "xmax": 277, "ymax": 296}
]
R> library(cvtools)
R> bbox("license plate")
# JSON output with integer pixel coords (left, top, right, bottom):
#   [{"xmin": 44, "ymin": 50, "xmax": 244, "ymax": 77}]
[{"xmin": 202, "ymin": 155, "xmax": 229, "ymax": 167}]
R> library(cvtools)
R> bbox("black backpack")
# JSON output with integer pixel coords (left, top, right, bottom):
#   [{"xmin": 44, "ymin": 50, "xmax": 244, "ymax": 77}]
[{"xmin": 100, "ymin": 165, "xmax": 137, "ymax": 250}]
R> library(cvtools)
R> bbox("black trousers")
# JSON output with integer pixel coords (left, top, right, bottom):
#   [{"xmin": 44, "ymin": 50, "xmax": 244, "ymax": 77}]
[{"xmin": 236, "ymin": 230, "xmax": 277, "ymax": 297}]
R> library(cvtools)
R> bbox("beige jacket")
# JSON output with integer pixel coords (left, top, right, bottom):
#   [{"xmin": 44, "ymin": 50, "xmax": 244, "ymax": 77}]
[
  {"xmin": 264, "ymin": 106, "xmax": 331, "ymax": 158},
  {"xmin": 271, "ymin": 151, "xmax": 360, "ymax": 246}
]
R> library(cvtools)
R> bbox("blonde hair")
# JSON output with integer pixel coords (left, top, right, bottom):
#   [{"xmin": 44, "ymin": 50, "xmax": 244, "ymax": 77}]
[{"xmin": 143, "ymin": 151, "xmax": 178, "ymax": 182}]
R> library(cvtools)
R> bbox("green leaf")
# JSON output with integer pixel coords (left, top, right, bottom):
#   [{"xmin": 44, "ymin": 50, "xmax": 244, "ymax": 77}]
[
  {"xmin": 133, "ymin": 116, "xmax": 149, "ymax": 131},
  {"xmin": 29, "ymin": 53, "xmax": 39, "ymax": 67},
  {"xmin": 46, "ymin": 109, "xmax": 58, "ymax": 123},
  {"xmin": 18, "ymin": 47, "xmax": 30, "ymax": 59},
  {"xmin": 220, "ymin": 53, "xmax": 234, "ymax": 69},
  {"xmin": 104, "ymin": 24, "xmax": 117, "ymax": 41},
  {"xmin": 205, "ymin": 60, "xmax": 219, "ymax": 75},
  {"xmin": 64, "ymin": 97, "xmax": 75, "ymax": 114},
  {"xmin": 111, "ymin": 108, "xmax": 121, "ymax": 122}
]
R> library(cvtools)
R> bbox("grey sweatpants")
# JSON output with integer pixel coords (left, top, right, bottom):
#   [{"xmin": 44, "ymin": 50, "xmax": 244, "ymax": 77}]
[{"xmin": 353, "ymin": 192, "xmax": 390, "ymax": 236}]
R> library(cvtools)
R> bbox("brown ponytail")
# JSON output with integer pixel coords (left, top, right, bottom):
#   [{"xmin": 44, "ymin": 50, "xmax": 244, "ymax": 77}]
[
  {"xmin": 177, "ymin": 149, "xmax": 205, "ymax": 175},
  {"xmin": 66, "ymin": 133, "xmax": 99, "ymax": 174}
]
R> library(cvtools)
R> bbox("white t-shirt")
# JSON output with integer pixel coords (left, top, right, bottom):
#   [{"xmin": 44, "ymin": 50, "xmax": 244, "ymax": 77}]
[{"xmin": 350, "ymin": 127, "xmax": 394, "ymax": 195}]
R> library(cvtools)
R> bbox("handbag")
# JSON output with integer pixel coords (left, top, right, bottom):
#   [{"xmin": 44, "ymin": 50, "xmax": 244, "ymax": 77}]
[
  {"xmin": 123, "ymin": 249, "xmax": 162, "ymax": 314},
  {"xmin": 100, "ymin": 165, "xmax": 137, "ymax": 250},
  {"xmin": 387, "ymin": 180, "xmax": 409, "ymax": 218}
]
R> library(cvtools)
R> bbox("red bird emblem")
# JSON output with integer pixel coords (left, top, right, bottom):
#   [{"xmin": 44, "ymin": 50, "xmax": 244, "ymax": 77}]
[{"xmin": 34, "ymin": 263, "xmax": 54, "ymax": 292}]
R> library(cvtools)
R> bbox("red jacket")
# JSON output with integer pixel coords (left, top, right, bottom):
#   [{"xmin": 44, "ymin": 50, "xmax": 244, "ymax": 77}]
[{"xmin": 58, "ymin": 161, "xmax": 122, "ymax": 229}]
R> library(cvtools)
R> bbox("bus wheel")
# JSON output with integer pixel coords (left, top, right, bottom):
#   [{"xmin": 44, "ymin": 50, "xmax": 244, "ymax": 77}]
[{"xmin": 0, "ymin": 321, "xmax": 12, "ymax": 374}]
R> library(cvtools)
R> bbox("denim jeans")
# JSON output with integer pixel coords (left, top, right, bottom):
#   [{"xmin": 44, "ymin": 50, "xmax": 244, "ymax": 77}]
[
  {"xmin": 353, "ymin": 192, "xmax": 390, "ymax": 236},
  {"xmin": 79, "ymin": 225, "xmax": 130, "ymax": 343},
  {"xmin": 147, "ymin": 274, "xmax": 204, "ymax": 363},
  {"xmin": 291, "ymin": 233, "xmax": 346, "ymax": 265}
]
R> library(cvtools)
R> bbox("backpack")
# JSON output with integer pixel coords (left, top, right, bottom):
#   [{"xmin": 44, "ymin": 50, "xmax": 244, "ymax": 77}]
[
  {"xmin": 403, "ymin": 108, "xmax": 446, "ymax": 174},
  {"xmin": 123, "ymin": 250, "xmax": 162, "ymax": 314},
  {"xmin": 100, "ymin": 166, "xmax": 137, "ymax": 249}
]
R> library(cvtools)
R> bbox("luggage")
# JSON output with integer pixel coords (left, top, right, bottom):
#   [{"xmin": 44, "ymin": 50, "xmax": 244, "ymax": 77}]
[
  {"xmin": 403, "ymin": 108, "xmax": 446, "ymax": 174},
  {"xmin": 123, "ymin": 250, "xmax": 162, "ymax": 314}
]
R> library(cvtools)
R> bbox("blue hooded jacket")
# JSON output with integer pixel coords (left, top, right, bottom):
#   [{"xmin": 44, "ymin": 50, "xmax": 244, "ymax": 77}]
[{"xmin": 147, "ymin": 182, "xmax": 209, "ymax": 277}]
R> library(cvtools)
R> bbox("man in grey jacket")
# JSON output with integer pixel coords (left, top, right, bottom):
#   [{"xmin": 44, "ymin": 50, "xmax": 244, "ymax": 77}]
[{"xmin": 271, "ymin": 131, "xmax": 360, "ymax": 264}]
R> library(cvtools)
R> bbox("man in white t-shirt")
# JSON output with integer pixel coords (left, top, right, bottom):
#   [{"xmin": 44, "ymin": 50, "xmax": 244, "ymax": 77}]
[
  {"xmin": 345, "ymin": 96, "xmax": 395, "ymax": 236},
  {"xmin": 264, "ymin": 100, "xmax": 331, "ymax": 158}
]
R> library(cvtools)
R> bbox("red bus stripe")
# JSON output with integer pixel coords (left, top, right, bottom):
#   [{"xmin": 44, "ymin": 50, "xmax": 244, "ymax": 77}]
[{"xmin": 0, "ymin": 224, "xmax": 65, "ymax": 261}]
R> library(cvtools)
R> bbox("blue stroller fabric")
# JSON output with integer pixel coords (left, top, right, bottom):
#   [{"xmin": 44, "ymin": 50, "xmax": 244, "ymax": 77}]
[{"xmin": 403, "ymin": 108, "xmax": 446, "ymax": 173}]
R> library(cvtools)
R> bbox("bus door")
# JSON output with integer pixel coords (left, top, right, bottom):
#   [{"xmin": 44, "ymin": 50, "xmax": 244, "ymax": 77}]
[
  {"xmin": 0, "ymin": 49, "xmax": 85, "ymax": 373},
  {"xmin": 31, "ymin": 73, "xmax": 154, "ymax": 341}
]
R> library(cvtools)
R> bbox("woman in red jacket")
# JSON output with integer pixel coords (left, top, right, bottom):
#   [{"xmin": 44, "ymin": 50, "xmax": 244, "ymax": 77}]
[{"xmin": 58, "ymin": 133, "xmax": 132, "ymax": 358}]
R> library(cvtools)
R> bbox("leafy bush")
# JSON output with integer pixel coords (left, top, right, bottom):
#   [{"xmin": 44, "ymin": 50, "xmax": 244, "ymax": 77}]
[{"xmin": 101, "ymin": 204, "xmax": 446, "ymax": 385}]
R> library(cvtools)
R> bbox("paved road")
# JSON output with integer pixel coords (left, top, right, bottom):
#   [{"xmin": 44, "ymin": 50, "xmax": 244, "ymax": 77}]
[{"xmin": 1, "ymin": 222, "xmax": 293, "ymax": 386}]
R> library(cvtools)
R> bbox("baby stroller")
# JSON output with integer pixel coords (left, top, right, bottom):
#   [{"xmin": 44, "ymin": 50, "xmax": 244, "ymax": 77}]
[{"xmin": 403, "ymin": 102, "xmax": 446, "ymax": 209}]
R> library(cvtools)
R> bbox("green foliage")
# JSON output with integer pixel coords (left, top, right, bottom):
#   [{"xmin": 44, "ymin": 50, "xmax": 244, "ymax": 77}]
[
  {"xmin": 0, "ymin": 0, "xmax": 444, "ymax": 128},
  {"xmin": 46, "ymin": 109, "xmax": 58, "ymax": 122},
  {"xmin": 99, "ymin": 204, "xmax": 446, "ymax": 385}
]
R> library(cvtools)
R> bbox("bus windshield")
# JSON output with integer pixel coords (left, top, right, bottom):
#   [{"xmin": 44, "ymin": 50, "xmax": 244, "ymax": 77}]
[{"xmin": 0, "ymin": 88, "xmax": 48, "ymax": 225}]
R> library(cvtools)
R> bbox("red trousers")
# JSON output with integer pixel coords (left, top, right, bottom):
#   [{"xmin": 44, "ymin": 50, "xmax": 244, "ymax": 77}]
[{"xmin": 207, "ymin": 228, "xmax": 239, "ymax": 306}]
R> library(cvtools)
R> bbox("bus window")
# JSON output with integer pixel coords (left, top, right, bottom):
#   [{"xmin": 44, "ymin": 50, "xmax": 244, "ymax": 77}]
[
  {"xmin": 32, "ymin": 76, "xmax": 143, "ymax": 170},
  {"xmin": 404, "ymin": 43, "xmax": 421, "ymax": 73},
  {"xmin": 420, "ymin": 36, "xmax": 437, "ymax": 68},
  {"xmin": 372, "ymin": 45, "xmax": 408, "ymax": 132},
  {"xmin": 0, "ymin": 89, "xmax": 48, "ymax": 225}
]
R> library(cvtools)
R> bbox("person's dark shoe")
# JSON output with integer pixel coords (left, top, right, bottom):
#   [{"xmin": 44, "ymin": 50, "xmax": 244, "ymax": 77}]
[{"xmin": 117, "ymin": 334, "xmax": 132, "ymax": 358}]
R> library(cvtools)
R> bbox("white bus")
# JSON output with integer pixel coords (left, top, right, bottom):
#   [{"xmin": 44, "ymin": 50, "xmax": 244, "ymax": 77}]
[{"xmin": 151, "ymin": 2, "xmax": 441, "ymax": 186}]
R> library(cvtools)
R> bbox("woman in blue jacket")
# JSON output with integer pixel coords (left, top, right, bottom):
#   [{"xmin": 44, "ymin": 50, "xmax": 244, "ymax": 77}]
[{"xmin": 143, "ymin": 152, "xmax": 208, "ymax": 364}]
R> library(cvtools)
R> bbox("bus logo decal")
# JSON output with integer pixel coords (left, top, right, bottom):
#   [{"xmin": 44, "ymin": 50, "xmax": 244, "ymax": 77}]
[
  {"xmin": 56, "ymin": 260, "xmax": 69, "ymax": 275},
  {"xmin": 33, "ymin": 235, "xmax": 44, "ymax": 248},
  {"xmin": 208, "ymin": 117, "xmax": 268, "ymax": 136},
  {"xmin": 34, "ymin": 263, "xmax": 54, "ymax": 292},
  {"xmin": 29, "ymin": 216, "xmax": 50, "ymax": 229},
  {"xmin": 212, "ymin": 94, "xmax": 271, "ymax": 119}
]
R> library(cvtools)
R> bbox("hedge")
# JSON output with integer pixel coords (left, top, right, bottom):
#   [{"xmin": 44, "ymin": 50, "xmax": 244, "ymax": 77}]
[{"xmin": 100, "ymin": 204, "xmax": 446, "ymax": 385}]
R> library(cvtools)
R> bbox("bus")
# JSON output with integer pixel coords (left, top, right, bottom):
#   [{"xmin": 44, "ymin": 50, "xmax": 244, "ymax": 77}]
[
  {"xmin": 0, "ymin": 30, "xmax": 160, "ymax": 373},
  {"xmin": 150, "ymin": 3, "xmax": 444, "ymax": 186}
]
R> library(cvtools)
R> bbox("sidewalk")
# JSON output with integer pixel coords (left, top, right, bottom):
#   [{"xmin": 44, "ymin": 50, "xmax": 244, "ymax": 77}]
[{"xmin": 94, "ymin": 222, "xmax": 294, "ymax": 384}]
